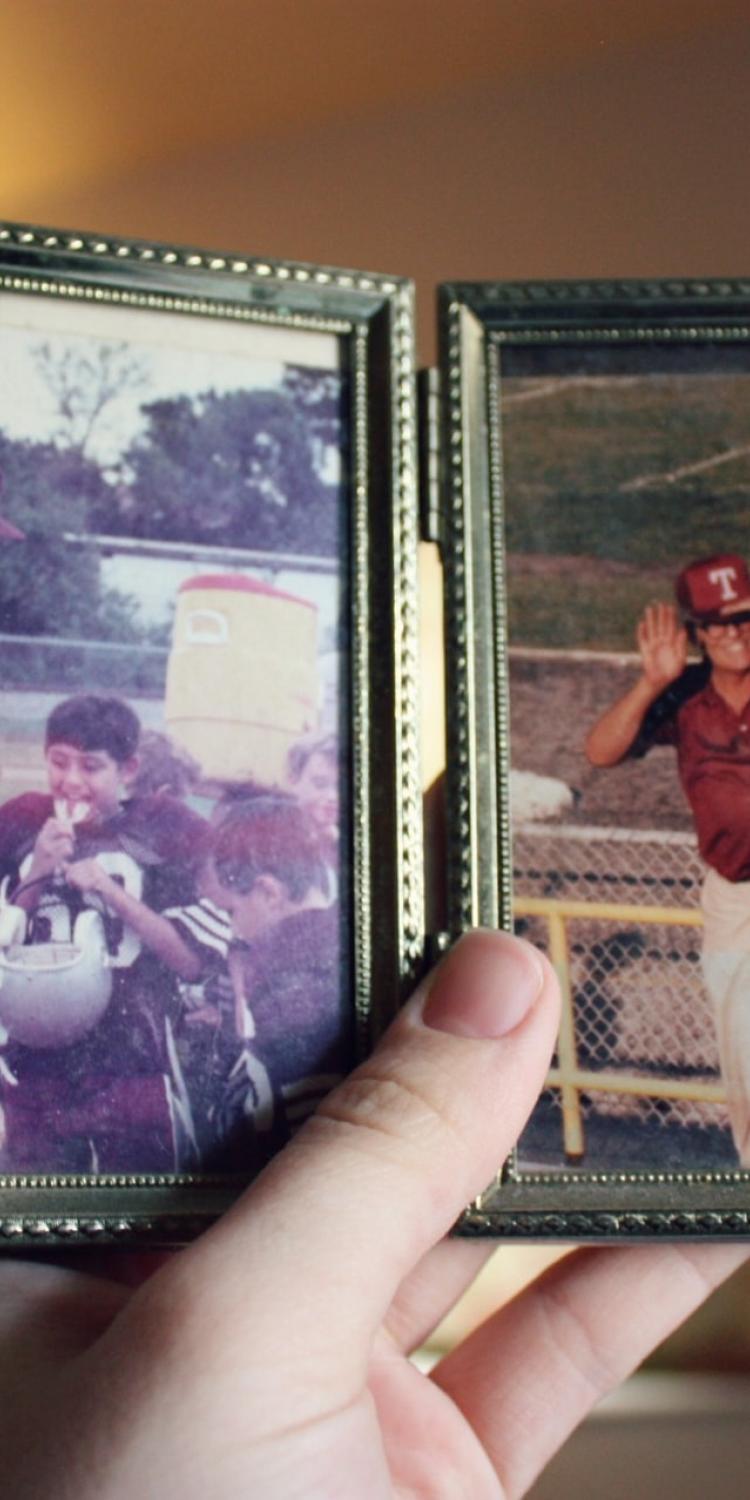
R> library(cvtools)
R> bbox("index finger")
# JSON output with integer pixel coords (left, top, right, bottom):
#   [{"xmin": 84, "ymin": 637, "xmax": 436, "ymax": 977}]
[
  {"xmin": 637, "ymin": 601, "xmax": 661, "ymax": 644},
  {"xmin": 433, "ymin": 1239, "xmax": 749, "ymax": 1498}
]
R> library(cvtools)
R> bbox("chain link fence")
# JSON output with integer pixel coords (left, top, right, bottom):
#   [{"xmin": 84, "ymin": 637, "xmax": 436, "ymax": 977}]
[{"xmin": 513, "ymin": 823, "xmax": 730, "ymax": 1142}]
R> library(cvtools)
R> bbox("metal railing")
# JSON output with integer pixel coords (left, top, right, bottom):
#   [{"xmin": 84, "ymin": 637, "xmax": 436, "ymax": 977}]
[{"xmin": 515, "ymin": 891, "xmax": 726, "ymax": 1158}]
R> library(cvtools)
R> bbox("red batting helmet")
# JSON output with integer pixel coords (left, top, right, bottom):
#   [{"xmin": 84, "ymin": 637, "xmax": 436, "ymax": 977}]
[{"xmin": 675, "ymin": 554, "xmax": 750, "ymax": 621}]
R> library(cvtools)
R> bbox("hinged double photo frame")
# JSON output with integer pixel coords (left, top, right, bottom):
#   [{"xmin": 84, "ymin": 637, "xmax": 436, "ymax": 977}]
[{"xmin": 1, "ymin": 221, "xmax": 750, "ymax": 1243}]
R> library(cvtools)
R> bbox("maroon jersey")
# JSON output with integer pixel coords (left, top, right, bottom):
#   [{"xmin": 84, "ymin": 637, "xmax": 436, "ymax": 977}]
[
  {"xmin": 0, "ymin": 791, "xmax": 208, "ymax": 1172},
  {"xmin": 635, "ymin": 673, "xmax": 750, "ymax": 881},
  {"xmin": 0, "ymin": 791, "xmax": 205, "ymax": 912}
]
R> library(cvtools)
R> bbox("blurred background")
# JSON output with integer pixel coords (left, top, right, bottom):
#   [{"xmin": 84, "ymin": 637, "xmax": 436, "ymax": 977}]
[
  {"xmin": 5, "ymin": 0, "xmax": 750, "ymax": 787},
  {"xmin": 4, "ymin": 1, "xmax": 750, "ymax": 1491}
]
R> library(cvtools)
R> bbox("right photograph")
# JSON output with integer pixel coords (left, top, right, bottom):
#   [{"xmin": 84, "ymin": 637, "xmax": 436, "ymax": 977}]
[{"xmin": 501, "ymin": 337, "xmax": 750, "ymax": 1175}]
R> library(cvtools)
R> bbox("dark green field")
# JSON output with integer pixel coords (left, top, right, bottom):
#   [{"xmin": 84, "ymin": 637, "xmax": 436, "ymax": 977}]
[{"xmin": 501, "ymin": 371, "xmax": 750, "ymax": 650}]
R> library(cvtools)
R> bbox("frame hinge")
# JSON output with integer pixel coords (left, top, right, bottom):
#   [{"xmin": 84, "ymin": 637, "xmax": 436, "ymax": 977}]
[{"xmin": 417, "ymin": 366, "xmax": 442, "ymax": 548}]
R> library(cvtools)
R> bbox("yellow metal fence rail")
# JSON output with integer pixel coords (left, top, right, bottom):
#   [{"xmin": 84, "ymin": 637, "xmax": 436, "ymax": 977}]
[{"xmin": 514, "ymin": 895, "xmax": 726, "ymax": 1158}]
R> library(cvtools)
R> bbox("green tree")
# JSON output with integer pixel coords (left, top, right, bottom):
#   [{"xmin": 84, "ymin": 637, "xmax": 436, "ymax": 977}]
[
  {"xmin": 0, "ymin": 433, "xmax": 147, "ymax": 689},
  {"xmin": 102, "ymin": 388, "xmax": 339, "ymax": 554},
  {"xmin": 281, "ymin": 365, "xmax": 346, "ymax": 450},
  {"xmin": 33, "ymin": 339, "xmax": 148, "ymax": 458}
]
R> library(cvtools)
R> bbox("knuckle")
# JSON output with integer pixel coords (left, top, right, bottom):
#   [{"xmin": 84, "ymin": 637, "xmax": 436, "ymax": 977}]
[
  {"xmin": 661, "ymin": 1243, "xmax": 725, "ymax": 1303},
  {"xmin": 312, "ymin": 1064, "xmax": 462, "ymax": 1164},
  {"xmin": 536, "ymin": 1274, "xmax": 620, "ymax": 1400}
]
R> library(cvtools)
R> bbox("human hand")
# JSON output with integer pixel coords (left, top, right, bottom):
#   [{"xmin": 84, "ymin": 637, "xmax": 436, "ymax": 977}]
[
  {"xmin": 64, "ymin": 857, "xmax": 111, "ymax": 897},
  {"xmin": 0, "ymin": 930, "xmax": 746, "ymax": 1499},
  {"xmin": 28, "ymin": 816, "xmax": 74, "ymax": 879},
  {"xmin": 637, "ymin": 602, "xmax": 689, "ymax": 690}
]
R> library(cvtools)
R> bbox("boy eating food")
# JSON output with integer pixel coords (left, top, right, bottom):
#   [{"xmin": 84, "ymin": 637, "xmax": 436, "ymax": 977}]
[{"xmin": 0, "ymin": 693, "xmax": 207, "ymax": 1173}]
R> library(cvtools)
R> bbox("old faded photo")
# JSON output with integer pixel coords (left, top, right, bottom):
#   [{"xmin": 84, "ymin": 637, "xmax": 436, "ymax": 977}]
[
  {"xmin": 0, "ymin": 293, "xmax": 352, "ymax": 1177},
  {"xmin": 500, "ymin": 338, "xmax": 750, "ymax": 1175}
]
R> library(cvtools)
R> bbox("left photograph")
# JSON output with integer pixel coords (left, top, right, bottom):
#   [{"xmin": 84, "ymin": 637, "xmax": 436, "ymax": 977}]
[{"xmin": 0, "ymin": 283, "xmax": 352, "ymax": 1180}]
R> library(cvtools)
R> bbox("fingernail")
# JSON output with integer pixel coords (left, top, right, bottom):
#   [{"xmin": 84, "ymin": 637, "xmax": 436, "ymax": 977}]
[{"xmin": 421, "ymin": 930, "xmax": 545, "ymax": 1038}]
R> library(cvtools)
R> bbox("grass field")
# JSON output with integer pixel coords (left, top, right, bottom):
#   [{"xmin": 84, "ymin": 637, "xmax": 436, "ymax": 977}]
[
  {"xmin": 500, "ymin": 370, "xmax": 750, "ymax": 650},
  {"xmin": 506, "ymin": 555, "xmax": 673, "ymax": 653}
]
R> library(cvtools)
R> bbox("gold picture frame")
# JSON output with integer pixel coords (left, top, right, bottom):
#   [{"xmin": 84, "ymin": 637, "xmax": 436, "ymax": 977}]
[
  {"xmin": 0, "ymin": 220, "xmax": 422, "ymax": 1246},
  {"xmin": 439, "ymin": 276, "xmax": 750, "ymax": 1239}
]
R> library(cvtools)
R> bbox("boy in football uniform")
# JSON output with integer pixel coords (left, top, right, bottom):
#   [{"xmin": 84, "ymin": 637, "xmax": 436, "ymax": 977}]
[
  {"xmin": 0, "ymin": 694, "xmax": 208, "ymax": 1173},
  {"xmin": 164, "ymin": 796, "xmax": 350, "ymax": 1170}
]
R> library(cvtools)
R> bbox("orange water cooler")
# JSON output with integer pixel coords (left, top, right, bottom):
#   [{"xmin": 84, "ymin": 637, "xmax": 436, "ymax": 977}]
[{"xmin": 165, "ymin": 573, "xmax": 318, "ymax": 785}]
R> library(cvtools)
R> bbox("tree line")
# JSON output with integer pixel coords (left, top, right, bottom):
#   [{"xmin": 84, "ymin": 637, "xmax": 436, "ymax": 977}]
[{"xmin": 0, "ymin": 350, "xmax": 345, "ymax": 693}]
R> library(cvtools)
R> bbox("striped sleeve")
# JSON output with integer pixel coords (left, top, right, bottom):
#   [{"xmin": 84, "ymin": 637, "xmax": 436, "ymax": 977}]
[{"xmin": 163, "ymin": 897, "xmax": 232, "ymax": 962}]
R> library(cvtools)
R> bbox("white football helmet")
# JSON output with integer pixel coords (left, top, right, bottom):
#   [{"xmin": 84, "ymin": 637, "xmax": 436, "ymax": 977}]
[{"xmin": 0, "ymin": 909, "xmax": 113, "ymax": 1048}]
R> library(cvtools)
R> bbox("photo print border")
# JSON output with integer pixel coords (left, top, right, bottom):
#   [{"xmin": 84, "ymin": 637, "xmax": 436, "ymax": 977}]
[
  {"xmin": 438, "ymin": 275, "xmax": 750, "ymax": 1240},
  {"xmin": 0, "ymin": 221, "xmax": 423, "ymax": 1246}
]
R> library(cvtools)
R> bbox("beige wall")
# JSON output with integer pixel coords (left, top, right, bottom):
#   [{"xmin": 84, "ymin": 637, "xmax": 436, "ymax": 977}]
[{"xmin": 23, "ymin": 19, "xmax": 750, "ymax": 365}]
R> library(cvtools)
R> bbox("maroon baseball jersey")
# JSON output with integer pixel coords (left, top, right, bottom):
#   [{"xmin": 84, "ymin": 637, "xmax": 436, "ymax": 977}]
[{"xmin": 636, "ymin": 677, "xmax": 750, "ymax": 881}]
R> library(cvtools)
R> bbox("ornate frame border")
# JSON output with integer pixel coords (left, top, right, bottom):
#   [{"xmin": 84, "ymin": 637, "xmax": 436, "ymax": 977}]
[
  {"xmin": 438, "ymin": 276, "xmax": 750, "ymax": 1239},
  {"xmin": 0, "ymin": 221, "xmax": 423, "ymax": 1244}
]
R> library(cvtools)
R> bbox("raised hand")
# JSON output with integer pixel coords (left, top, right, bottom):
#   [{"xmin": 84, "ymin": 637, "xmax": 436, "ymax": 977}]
[{"xmin": 637, "ymin": 601, "xmax": 689, "ymax": 690}]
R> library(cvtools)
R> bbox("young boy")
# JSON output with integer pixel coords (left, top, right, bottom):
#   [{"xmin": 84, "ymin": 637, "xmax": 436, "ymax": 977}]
[
  {"xmin": 165, "ymin": 796, "xmax": 351, "ymax": 1170},
  {"xmin": 0, "ymin": 694, "xmax": 208, "ymax": 1173}
]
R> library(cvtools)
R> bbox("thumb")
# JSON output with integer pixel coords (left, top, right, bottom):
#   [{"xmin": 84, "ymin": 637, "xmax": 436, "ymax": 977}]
[{"xmin": 171, "ymin": 930, "xmax": 559, "ymax": 1374}]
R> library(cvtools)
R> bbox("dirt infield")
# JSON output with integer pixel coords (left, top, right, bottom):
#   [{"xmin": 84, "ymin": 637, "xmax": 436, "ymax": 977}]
[{"xmin": 509, "ymin": 652, "xmax": 693, "ymax": 832}]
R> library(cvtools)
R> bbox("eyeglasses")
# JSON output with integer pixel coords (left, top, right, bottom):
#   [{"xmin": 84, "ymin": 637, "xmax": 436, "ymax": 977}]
[{"xmin": 697, "ymin": 609, "xmax": 750, "ymax": 639}]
